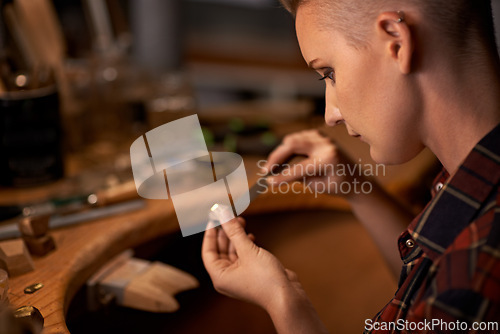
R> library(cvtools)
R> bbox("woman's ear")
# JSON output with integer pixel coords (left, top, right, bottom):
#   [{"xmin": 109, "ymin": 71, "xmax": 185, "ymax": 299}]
[{"xmin": 376, "ymin": 11, "xmax": 414, "ymax": 74}]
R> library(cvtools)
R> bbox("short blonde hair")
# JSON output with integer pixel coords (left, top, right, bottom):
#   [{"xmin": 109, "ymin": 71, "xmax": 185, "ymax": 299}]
[{"xmin": 279, "ymin": 0, "xmax": 497, "ymax": 52}]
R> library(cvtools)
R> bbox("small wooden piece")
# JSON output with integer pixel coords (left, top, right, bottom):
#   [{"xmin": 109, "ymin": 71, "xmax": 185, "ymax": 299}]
[
  {"xmin": 17, "ymin": 216, "xmax": 50, "ymax": 238},
  {"xmin": 18, "ymin": 215, "xmax": 55, "ymax": 256},
  {"xmin": 22, "ymin": 235, "xmax": 55, "ymax": 256},
  {"xmin": 122, "ymin": 261, "xmax": 199, "ymax": 313},
  {"xmin": 0, "ymin": 240, "xmax": 34, "ymax": 277},
  {"xmin": 87, "ymin": 250, "xmax": 199, "ymax": 313}
]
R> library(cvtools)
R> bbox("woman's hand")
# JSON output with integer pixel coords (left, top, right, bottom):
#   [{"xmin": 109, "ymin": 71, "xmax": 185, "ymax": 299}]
[
  {"xmin": 202, "ymin": 217, "xmax": 329, "ymax": 333},
  {"xmin": 202, "ymin": 217, "xmax": 304, "ymax": 311},
  {"xmin": 263, "ymin": 129, "xmax": 363, "ymax": 198}
]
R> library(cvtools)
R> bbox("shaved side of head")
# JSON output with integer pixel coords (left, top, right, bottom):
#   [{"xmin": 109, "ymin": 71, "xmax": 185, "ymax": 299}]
[{"xmin": 280, "ymin": 0, "xmax": 497, "ymax": 55}]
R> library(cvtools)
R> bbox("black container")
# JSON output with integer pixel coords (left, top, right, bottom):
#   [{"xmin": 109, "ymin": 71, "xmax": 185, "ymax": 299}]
[{"xmin": 0, "ymin": 85, "xmax": 64, "ymax": 187}]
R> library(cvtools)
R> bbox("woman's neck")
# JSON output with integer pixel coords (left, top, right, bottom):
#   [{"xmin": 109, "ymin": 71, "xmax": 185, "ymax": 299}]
[{"xmin": 421, "ymin": 55, "xmax": 500, "ymax": 175}]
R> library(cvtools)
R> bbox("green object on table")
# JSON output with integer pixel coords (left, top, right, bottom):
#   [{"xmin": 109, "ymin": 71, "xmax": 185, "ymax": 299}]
[
  {"xmin": 223, "ymin": 134, "xmax": 237, "ymax": 152},
  {"xmin": 228, "ymin": 118, "xmax": 245, "ymax": 133},
  {"xmin": 260, "ymin": 131, "xmax": 278, "ymax": 146}
]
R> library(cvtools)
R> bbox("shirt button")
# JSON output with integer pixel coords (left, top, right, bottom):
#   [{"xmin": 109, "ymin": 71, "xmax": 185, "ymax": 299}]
[
  {"xmin": 406, "ymin": 239, "xmax": 415, "ymax": 248},
  {"xmin": 435, "ymin": 182, "xmax": 444, "ymax": 192}
]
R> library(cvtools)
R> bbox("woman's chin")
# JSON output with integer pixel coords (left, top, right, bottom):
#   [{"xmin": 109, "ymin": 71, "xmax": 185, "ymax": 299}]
[{"xmin": 369, "ymin": 146, "xmax": 423, "ymax": 166}]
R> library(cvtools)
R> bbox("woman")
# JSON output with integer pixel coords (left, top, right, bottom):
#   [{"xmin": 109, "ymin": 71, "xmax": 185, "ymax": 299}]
[{"xmin": 202, "ymin": 0, "xmax": 500, "ymax": 332}]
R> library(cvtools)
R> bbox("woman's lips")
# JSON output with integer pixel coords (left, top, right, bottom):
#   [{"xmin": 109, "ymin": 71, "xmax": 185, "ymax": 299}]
[
  {"xmin": 348, "ymin": 130, "xmax": 361, "ymax": 138},
  {"xmin": 347, "ymin": 127, "xmax": 365, "ymax": 142},
  {"xmin": 350, "ymin": 132, "xmax": 365, "ymax": 142}
]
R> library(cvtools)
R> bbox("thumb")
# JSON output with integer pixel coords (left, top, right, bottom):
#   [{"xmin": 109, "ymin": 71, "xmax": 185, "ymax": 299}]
[{"xmin": 221, "ymin": 217, "xmax": 255, "ymax": 253}]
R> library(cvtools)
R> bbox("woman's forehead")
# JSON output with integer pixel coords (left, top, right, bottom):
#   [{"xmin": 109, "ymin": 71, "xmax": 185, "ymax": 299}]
[{"xmin": 295, "ymin": 7, "xmax": 344, "ymax": 64}]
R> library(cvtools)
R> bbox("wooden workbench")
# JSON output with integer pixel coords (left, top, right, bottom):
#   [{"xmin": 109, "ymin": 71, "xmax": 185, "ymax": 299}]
[
  {"xmin": 3, "ymin": 125, "xmax": 438, "ymax": 333},
  {"xmin": 5, "ymin": 180, "xmax": 353, "ymax": 333}
]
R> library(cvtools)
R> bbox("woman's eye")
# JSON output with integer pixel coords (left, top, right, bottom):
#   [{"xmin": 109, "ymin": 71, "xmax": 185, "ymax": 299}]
[{"xmin": 319, "ymin": 70, "xmax": 335, "ymax": 83}]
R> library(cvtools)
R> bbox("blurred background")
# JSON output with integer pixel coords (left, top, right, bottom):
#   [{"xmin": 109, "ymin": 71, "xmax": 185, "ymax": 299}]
[
  {"xmin": 0, "ymin": 0, "xmax": 326, "ymax": 190},
  {"xmin": 1, "ymin": 0, "xmax": 500, "ymax": 185}
]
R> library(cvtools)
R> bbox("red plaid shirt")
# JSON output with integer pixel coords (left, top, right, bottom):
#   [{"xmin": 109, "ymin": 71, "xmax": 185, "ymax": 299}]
[{"xmin": 366, "ymin": 124, "xmax": 500, "ymax": 334}]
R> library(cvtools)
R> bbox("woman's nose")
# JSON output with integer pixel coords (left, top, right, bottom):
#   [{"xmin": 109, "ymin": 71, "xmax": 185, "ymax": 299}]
[
  {"xmin": 324, "ymin": 85, "xmax": 343, "ymax": 126},
  {"xmin": 325, "ymin": 106, "xmax": 343, "ymax": 126}
]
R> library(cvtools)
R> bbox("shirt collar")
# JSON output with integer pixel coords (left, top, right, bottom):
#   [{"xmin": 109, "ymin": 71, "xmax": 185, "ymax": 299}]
[{"xmin": 407, "ymin": 123, "xmax": 500, "ymax": 260}]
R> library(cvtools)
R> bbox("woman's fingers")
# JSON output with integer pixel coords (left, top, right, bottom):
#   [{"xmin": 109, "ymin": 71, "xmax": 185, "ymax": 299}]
[
  {"xmin": 267, "ymin": 157, "xmax": 316, "ymax": 184},
  {"xmin": 228, "ymin": 240, "xmax": 237, "ymax": 262},
  {"xmin": 217, "ymin": 225, "xmax": 230, "ymax": 259},
  {"xmin": 204, "ymin": 216, "xmax": 257, "ymax": 267},
  {"xmin": 220, "ymin": 217, "xmax": 255, "ymax": 254},
  {"xmin": 264, "ymin": 143, "xmax": 296, "ymax": 174},
  {"xmin": 202, "ymin": 222, "xmax": 221, "ymax": 267},
  {"xmin": 264, "ymin": 130, "xmax": 337, "ymax": 183},
  {"xmin": 228, "ymin": 222, "xmax": 255, "ymax": 260},
  {"xmin": 285, "ymin": 268, "xmax": 299, "ymax": 282}
]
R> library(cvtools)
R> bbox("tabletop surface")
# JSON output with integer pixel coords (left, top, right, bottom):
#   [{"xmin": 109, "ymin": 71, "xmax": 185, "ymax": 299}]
[{"xmin": 2, "ymin": 125, "xmax": 437, "ymax": 333}]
